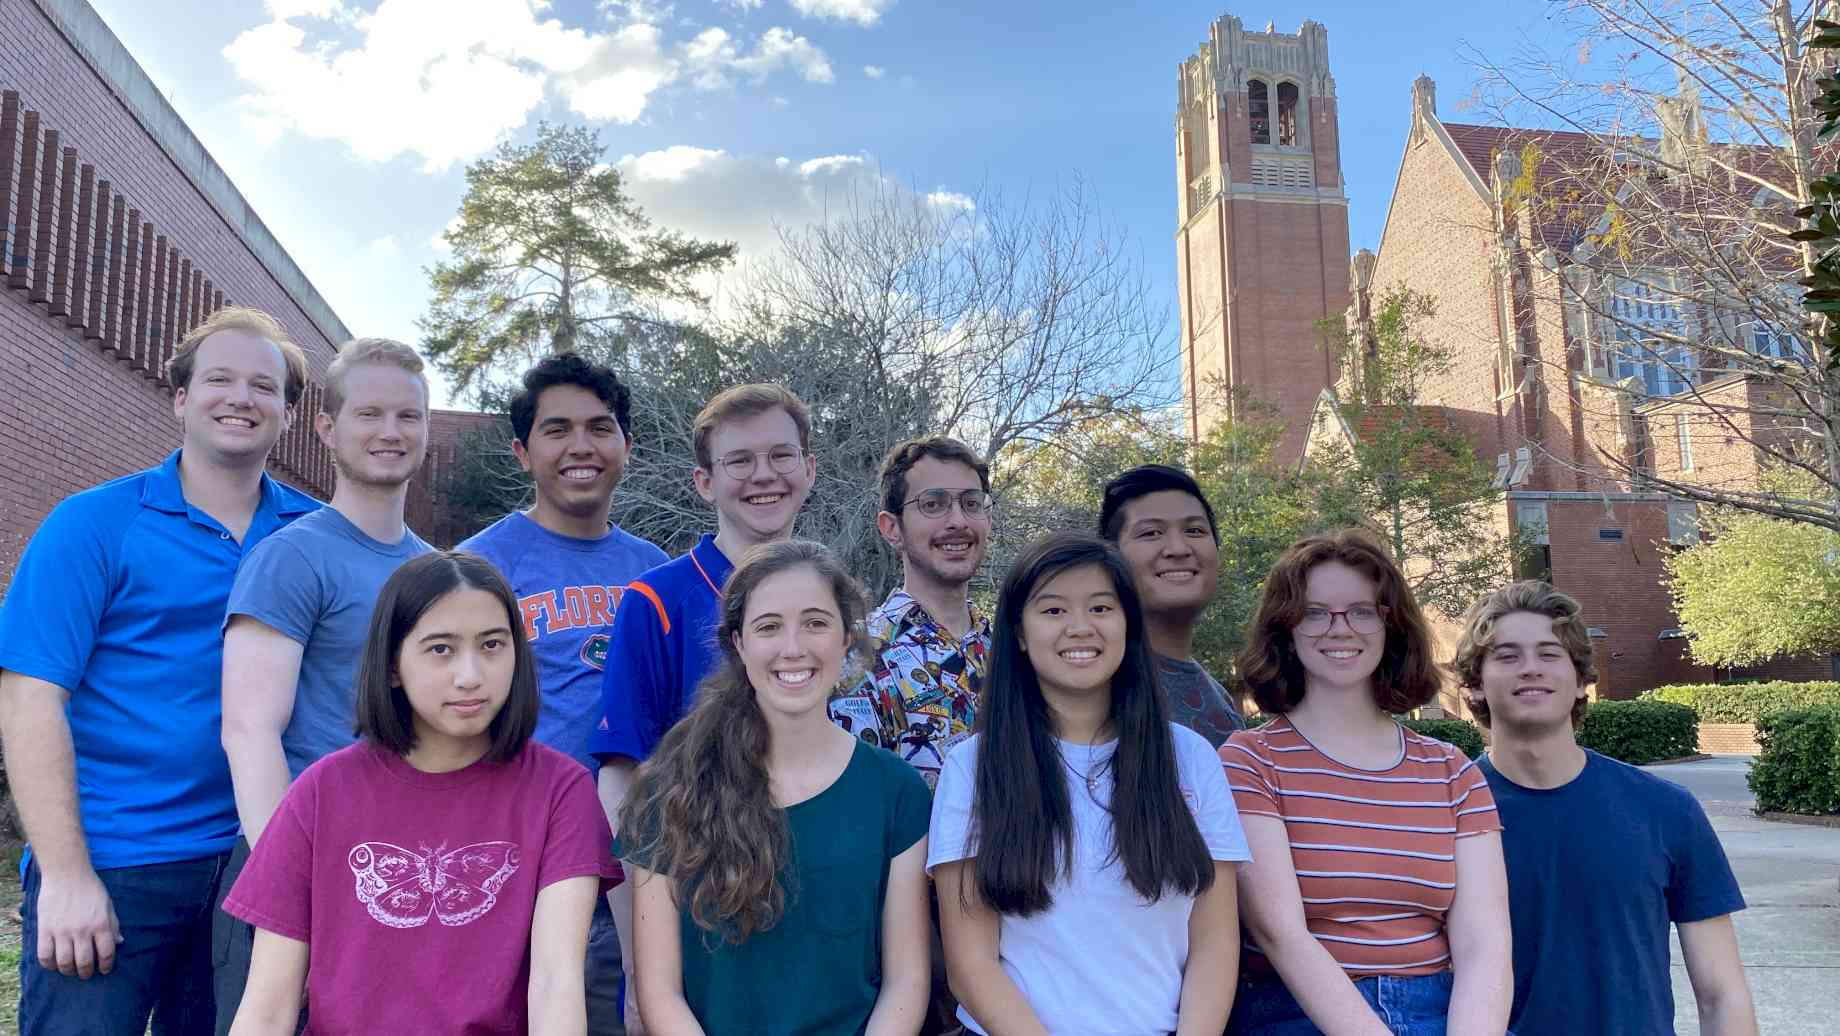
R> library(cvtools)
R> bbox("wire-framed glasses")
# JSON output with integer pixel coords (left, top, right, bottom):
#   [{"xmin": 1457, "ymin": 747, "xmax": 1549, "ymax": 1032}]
[
  {"xmin": 718, "ymin": 445, "xmax": 805, "ymax": 480},
  {"xmin": 1296, "ymin": 604, "xmax": 1388, "ymax": 636},
  {"xmin": 901, "ymin": 489, "xmax": 994, "ymax": 519}
]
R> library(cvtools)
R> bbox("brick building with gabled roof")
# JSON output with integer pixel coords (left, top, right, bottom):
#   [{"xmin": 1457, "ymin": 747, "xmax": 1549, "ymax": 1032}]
[{"xmin": 1320, "ymin": 73, "xmax": 1832, "ymax": 700}]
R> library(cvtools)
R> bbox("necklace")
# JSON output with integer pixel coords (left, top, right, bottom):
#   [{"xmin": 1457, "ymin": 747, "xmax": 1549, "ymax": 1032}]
[{"xmin": 1059, "ymin": 745, "xmax": 1112, "ymax": 795}]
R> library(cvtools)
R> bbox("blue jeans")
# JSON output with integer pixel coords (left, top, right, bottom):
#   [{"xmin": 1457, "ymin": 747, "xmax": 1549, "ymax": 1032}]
[
  {"xmin": 20, "ymin": 852, "xmax": 231, "ymax": 1036},
  {"xmin": 1228, "ymin": 970, "xmax": 1507, "ymax": 1036}
]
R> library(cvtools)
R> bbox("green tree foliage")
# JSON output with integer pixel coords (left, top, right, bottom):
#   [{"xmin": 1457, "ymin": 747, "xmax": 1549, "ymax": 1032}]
[
  {"xmin": 420, "ymin": 124, "xmax": 737, "ymax": 398},
  {"xmin": 1664, "ymin": 466, "xmax": 1840, "ymax": 666},
  {"xmin": 1312, "ymin": 288, "xmax": 1517, "ymax": 619},
  {"xmin": 436, "ymin": 180, "xmax": 1175, "ymax": 601}
]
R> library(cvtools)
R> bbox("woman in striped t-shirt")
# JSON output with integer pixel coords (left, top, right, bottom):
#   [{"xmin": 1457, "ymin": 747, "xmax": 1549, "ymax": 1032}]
[{"xmin": 1220, "ymin": 530, "xmax": 1512, "ymax": 1036}]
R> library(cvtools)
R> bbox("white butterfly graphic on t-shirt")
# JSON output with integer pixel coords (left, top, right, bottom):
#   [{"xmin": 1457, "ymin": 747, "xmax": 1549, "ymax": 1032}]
[{"xmin": 348, "ymin": 841, "xmax": 520, "ymax": 929}]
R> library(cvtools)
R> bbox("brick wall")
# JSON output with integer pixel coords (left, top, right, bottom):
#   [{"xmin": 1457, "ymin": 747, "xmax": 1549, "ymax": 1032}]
[
  {"xmin": 1366, "ymin": 124, "xmax": 1510, "ymax": 462},
  {"xmin": 0, "ymin": 0, "xmax": 466, "ymax": 585}
]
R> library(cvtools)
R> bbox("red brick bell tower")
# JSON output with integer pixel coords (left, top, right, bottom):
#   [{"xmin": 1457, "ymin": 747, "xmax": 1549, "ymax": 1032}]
[{"xmin": 1175, "ymin": 16, "xmax": 1351, "ymax": 458}]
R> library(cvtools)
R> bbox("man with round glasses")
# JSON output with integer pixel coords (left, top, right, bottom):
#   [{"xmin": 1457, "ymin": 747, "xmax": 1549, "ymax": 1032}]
[
  {"xmin": 827, "ymin": 435, "xmax": 992, "ymax": 1036},
  {"xmin": 593, "ymin": 384, "xmax": 816, "ymax": 1033},
  {"xmin": 831, "ymin": 437, "xmax": 994, "ymax": 789}
]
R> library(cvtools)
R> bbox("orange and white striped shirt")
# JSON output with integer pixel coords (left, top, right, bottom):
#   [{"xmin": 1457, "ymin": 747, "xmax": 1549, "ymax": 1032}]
[{"xmin": 1220, "ymin": 717, "xmax": 1501, "ymax": 976}]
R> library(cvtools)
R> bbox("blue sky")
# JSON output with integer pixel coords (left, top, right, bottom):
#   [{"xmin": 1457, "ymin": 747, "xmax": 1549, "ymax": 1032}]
[{"xmin": 91, "ymin": 0, "xmax": 1570, "ymax": 407}]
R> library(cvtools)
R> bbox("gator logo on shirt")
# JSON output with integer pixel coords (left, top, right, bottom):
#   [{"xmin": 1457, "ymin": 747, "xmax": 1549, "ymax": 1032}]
[{"xmin": 581, "ymin": 633, "xmax": 611, "ymax": 671}]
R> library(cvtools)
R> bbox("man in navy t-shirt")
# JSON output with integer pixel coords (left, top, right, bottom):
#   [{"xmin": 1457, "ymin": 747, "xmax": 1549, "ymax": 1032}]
[
  {"xmin": 0, "ymin": 307, "xmax": 318, "ymax": 1034},
  {"xmin": 461, "ymin": 353, "xmax": 667, "ymax": 1035},
  {"xmin": 1453, "ymin": 581, "xmax": 1756, "ymax": 1036}
]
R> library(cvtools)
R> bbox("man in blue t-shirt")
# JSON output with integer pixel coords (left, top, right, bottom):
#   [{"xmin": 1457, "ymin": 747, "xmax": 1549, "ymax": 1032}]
[
  {"xmin": 0, "ymin": 307, "xmax": 318, "ymax": 1034},
  {"xmin": 462, "ymin": 353, "xmax": 667, "ymax": 1035},
  {"xmin": 1454, "ymin": 581, "xmax": 1757, "ymax": 1036},
  {"xmin": 591, "ymin": 382, "xmax": 816, "ymax": 1030},
  {"xmin": 214, "ymin": 337, "xmax": 434, "ymax": 1033}
]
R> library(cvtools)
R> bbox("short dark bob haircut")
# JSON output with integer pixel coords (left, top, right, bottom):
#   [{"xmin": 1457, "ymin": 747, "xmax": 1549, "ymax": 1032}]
[
  {"xmin": 1098, "ymin": 463, "xmax": 1219, "ymax": 545},
  {"xmin": 354, "ymin": 551, "xmax": 540, "ymax": 762},
  {"xmin": 509, "ymin": 352, "xmax": 635, "ymax": 446},
  {"xmin": 972, "ymin": 531, "xmax": 1213, "ymax": 916},
  {"xmin": 1236, "ymin": 528, "xmax": 1441, "ymax": 716}
]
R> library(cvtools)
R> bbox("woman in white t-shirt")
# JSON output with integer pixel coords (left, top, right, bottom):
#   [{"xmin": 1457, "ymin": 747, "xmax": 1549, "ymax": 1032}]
[{"xmin": 928, "ymin": 531, "xmax": 1252, "ymax": 1035}]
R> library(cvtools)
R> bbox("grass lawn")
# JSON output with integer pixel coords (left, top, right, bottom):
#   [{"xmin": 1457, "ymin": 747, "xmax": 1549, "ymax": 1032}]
[{"xmin": 1, "ymin": 835, "xmax": 22, "ymax": 1035}]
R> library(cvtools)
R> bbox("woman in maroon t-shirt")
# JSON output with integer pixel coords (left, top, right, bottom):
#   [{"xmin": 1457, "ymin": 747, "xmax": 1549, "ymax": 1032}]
[{"xmin": 225, "ymin": 552, "xmax": 619, "ymax": 1035}]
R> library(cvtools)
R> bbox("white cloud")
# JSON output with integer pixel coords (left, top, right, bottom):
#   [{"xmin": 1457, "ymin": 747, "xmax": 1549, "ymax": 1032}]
[
  {"xmin": 718, "ymin": 0, "xmax": 763, "ymax": 8},
  {"xmin": 224, "ymin": 2, "xmax": 834, "ymax": 172},
  {"xmin": 863, "ymin": 64, "xmax": 885, "ymax": 79},
  {"xmin": 615, "ymin": 146, "xmax": 894, "ymax": 266},
  {"xmin": 558, "ymin": 23, "xmax": 678, "ymax": 122},
  {"xmin": 225, "ymin": 0, "xmax": 662, "ymax": 171},
  {"xmin": 790, "ymin": 0, "xmax": 895, "ymax": 27},
  {"xmin": 265, "ymin": 0, "xmax": 344, "ymax": 18},
  {"xmin": 364, "ymin": 234, "xmax": 401, "ymax": 259},
  {"xmin": 924, "ymin": 190, "xmax": 975, "ymax": 213},
  {"xmin": 683, "ymin": 26, "xmax": 833, "ymax": 88}
]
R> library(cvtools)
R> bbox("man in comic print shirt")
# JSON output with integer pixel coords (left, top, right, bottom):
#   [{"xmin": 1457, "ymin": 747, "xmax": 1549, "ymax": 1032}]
[{"xmin": 829, "ymin": 437, "xmax": 993, "ymax": 789}]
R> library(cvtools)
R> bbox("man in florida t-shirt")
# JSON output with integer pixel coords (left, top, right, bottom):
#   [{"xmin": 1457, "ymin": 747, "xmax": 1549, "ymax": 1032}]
[{"xmin": 460, "ymin": 353, "xmax": 666, "ymax": 1034}]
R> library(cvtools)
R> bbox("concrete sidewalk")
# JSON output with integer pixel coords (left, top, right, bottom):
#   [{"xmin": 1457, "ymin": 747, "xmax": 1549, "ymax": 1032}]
[{"xmin": 1643, "ymin": 756, "xmax": 1840, "ymax": 1035}]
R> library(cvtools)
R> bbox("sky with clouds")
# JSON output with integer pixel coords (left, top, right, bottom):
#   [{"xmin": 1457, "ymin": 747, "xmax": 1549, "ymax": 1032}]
[{"xmin": 89, "ymin": 0, "xmax": 1568, "ymax": 407}]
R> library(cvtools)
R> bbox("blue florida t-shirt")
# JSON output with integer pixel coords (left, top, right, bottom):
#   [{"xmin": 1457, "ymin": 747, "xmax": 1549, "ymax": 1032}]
[
  {"xmin": 461, "ymin": 511, "xmax": 668, "ymax": 773},
  {"xmin": 0, "ymin": 451, "xmax": 318, "ymax": 869},
  {"xmin": 590, "ymin": 533, "xmax": 732, "ymax": 764},
  {"xmin": 1479, "ymin": 749, "xmax": 1745, "ymax": 1036},
  {"xmin": 225, "ymin": 506, "xmax": 432, "ymax": 779}
]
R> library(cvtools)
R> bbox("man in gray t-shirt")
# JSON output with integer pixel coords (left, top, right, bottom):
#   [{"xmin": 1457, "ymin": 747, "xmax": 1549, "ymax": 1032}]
[
  {"xmin": 224, "ymin": 507, "xmax": 430, "ymax": 774},
  {"xmin": 1100, "ymin": 464, "xmax": 1245, "ymax": 747},
  {"xmin": 215, "ymin": 339, "xmax": 434, "ymax": 1035}
]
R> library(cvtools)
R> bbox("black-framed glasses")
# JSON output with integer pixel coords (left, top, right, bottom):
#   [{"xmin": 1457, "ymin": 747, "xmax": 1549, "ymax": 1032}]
[
  {"xmin": 717, "ymin": 445, "xmax": 805, "ymax": 480},
  {"xmin": 901, "ymin": 488, "xmax": 994, "ymax": 519},
  {"xmin": 1296, "ymin": 604, "xmax": 1388, "ymax": 636}
]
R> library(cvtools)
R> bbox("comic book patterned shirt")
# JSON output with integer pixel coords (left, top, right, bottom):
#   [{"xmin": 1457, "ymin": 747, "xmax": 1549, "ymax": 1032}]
[{"xmin": 828, "ymin": 590, "xmax": 991, "ymax": 789}]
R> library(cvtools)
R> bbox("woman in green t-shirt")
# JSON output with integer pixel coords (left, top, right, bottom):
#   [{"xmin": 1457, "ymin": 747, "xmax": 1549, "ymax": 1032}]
[{"xmin": 619, "ymin": 540, "xmax": 933, "ymax": 1035}]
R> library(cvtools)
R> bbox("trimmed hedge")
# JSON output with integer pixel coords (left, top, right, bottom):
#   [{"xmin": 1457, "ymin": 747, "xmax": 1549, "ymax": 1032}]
[
  {"xmin": 1748, "ymin": 706, "xmax": 1840, "ymax": 815},
  {"xmin": 1644, "ymin": 681, "xmax": 1840, "ymax": 724},
  {"xmin": 1576, "ymin": 699, "xmax": 1699, "ymax": 765},
  {"xmin": 1402, "ymin": 718, "xmax": 1485, "ymax": 760}
]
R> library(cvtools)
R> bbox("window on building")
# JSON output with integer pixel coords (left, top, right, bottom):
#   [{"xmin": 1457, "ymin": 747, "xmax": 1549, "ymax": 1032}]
[
  {"xmin": 1610, "ymin": 275, "xmax": 1694, "ymax": 396},
  {"xmin": 1747, "ymin": 315, "xmax": 1808, "ymax": 362},
  {"xmin": 1248, "ymin": 80, "xmax": 1271, "ymax": 145},
  {"xmin": 1515, "ymin": 502, "xmax": 1553, "ymax": 584},
  {"xmin": 1675, "ymin": 413, "xmax": 1694, "ymax": 471},
  {"xmin": 1668, "ymin": 500, "xmax": 1700, "ymax": 546},
  {"xmin": 1276, "ymin": 82, "xmax": 1299, "ymax": 146}
]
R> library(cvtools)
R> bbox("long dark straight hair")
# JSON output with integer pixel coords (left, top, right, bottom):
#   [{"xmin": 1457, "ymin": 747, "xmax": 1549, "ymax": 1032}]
[
  {"xmin": 619, "ymin": 540, "xmax": 869, "ymax": 942},
  {"xmin": 971, "ymin": 531, "xmax": 1213, "ymax": 916}
]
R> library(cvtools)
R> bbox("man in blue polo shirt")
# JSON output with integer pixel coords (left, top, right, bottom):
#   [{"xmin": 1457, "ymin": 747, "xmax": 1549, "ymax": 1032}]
[
  {"xmin": 461, "ymin": 352, "xmax": 666, "ymax": 1035},
  {"xmin": 593, "ymin": 382, "xmax": 815, "ymax": 1031},
  {"xmin": 0, "ymin": 307, "xmax": 319, "ymax": 1035}
]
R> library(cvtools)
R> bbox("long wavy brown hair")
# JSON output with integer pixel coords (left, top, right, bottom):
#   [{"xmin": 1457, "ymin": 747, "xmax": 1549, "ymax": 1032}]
[
  {"xmin": 1236, "ymin": 528, "xmax": 1441, "ymax": 715},
  {"xmin": 617, "ymin": 540, "xmax": 868, "ymax": 943}
]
